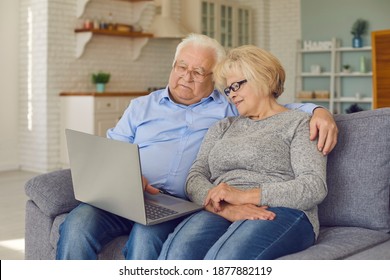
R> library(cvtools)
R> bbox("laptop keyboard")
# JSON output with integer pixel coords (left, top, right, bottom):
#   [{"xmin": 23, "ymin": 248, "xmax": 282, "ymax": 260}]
[{"xmin": 145, "ymin": 202, "xmax": 178, "ymax": 220}]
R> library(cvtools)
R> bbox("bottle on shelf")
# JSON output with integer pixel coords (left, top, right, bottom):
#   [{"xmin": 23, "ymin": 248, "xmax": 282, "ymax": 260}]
[
  {"xmin": 93, "ymin": 17, "xmax": 99, "ymax": 30},
  {"xmin": 108, "ymin": 12, "xmax": 115, "ymax": 31},
  {"xmin": 99, "ymin": 16, "xmax": 107, "ymax": 30},
  {"xmin": 360, "ymin": 56, "xmax": 366, "ymax": 73}
]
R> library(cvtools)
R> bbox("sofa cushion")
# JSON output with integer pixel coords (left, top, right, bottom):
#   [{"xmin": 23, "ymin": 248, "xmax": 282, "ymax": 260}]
[
  {"xmin": 345, "ymin": 239, "xmax": 390, "ymax": 259},
  {"xmin": 278, "ymin": 226, "xmax": 390, "ymax": 260},
  {"xmin": 318, "ymin": 108, "xmax": 390, "ymax": 232},
  {"xmin": 98, "ymin": 236, "xmax": 127, "ymax": 260},
  {"xmin": 25, "ymin": 169, "xmax": 80, "ymax": 218}
]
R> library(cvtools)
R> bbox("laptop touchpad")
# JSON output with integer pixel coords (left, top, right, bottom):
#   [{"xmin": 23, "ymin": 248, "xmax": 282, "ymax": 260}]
[{"xmin": 145, "ymin": 193, "xmax": 182, "ymax": 206}]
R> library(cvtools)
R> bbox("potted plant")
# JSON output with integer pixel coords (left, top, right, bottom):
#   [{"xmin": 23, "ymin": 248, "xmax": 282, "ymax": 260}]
[
  {"xmin": 351, "ymin": 19, "xmax": 368, "ymax": 48},
  {"xmin": 342, "ymin": 64, "xmax": 351, "ymax": 73},
  {"xmin": 92, "ymin": 71, "xmax": 111, "ymax": 93}
]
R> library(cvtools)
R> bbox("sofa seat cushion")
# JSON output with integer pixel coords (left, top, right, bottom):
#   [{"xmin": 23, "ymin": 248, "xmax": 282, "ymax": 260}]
[
  {"xmin": 345, "ymin": 239, "xmax": 390, "ymax": 259},
  {"xmin": 318, "ymin": 108, "xmax": 390, "ymax": 232},
  {"xmin": 278, "ymin": 226, "xmax": 390, "ymax": 260},
  {"xmin": 25, "ymin": 169, "xmax": 80, "ymax": 217},
  {"xmin": 98, "ymin": 236, "xmax": 127, "ymax": 260}
]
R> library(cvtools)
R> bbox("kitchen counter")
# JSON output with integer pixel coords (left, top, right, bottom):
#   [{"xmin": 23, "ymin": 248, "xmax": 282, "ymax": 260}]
[{"xmin": 59, "ymin": 91, "xmax": 149, "ymax": 166}]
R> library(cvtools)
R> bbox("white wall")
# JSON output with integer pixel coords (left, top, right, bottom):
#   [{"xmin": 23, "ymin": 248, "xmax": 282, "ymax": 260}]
[
  {"xmin": 0, "ymin": 0, "xmax": 301, "ymax": 173},
  {"xmin": 240, "ymin": 0, "xmax": 301, "ymax": 104},
  {"xmin": 0, "ymin": 0, "xmax": 20, "ymax": 171},
  {"xmin": 17, "ymin": 0, "xmax": 180, "ymax": 172},
  {"xmin": 269, "ymin": 0, "xmax": 301, "ymax": 104}
]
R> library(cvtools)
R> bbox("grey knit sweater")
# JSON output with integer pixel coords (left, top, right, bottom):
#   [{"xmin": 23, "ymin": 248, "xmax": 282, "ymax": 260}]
[{"xmin": 186, "ymin": 109, "xmax": 327, "ymax": 238}]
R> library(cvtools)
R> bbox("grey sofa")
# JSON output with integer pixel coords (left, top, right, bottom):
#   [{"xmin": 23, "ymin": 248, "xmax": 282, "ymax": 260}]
[{"xmin": 25, "ymin": 108, "xmax": 390, "ymax": 260}]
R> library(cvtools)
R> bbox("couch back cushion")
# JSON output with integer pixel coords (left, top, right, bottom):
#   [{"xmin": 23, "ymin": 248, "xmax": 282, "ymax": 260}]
[{"xmin": 318, "ymin": 108, "xmax": 390, "ymax": 232}]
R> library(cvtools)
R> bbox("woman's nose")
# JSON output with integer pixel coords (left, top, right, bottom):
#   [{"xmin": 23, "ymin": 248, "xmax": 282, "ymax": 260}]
[{"xmin": 229, "ymin": 91, "xmax": 238, "ymax": 99}]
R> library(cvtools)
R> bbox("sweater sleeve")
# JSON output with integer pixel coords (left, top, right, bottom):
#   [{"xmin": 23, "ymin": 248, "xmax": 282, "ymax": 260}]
[
  {"xmin": 186, "ymin": 119, "xmax": 230, "ymax": 205},
  {"xmin": 260, "ymin": 117, "xmax": 328, "ymax": 211}
]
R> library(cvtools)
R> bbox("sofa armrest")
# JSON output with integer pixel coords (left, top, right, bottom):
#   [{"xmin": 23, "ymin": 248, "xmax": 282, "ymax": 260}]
[{"xmin": 25, "ymin": 169, "xmax": 80, "ymax": 218}]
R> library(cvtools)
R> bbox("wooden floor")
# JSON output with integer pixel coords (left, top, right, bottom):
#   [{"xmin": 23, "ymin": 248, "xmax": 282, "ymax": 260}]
[{"xmin": 0, "ymin": 170, "xmax": 40, "ymax": 260}]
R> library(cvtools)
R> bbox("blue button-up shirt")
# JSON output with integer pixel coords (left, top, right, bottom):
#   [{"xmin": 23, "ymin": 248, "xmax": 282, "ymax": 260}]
[{"xmin": 107, "ymin": 87, "xmax": 317, "ymax": 199}]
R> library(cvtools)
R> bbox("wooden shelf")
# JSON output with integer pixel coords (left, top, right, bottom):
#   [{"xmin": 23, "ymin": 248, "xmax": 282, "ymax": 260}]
[
  {"xmin": 297, "ymin": 97, "xmax": 372, "ymax": 103},
  {"xmin": 300, "ymin": 72, "xmax": 332, "ymax": 77},
  {"xmin": 60, "ymin": 92, "xmax": 148, "ymax": 97},
  {"xmin": 75, "ymin": 28, "xmax": 153, "ymax": 38},
  {"xmin": 336, "ymin": 46, "xmax": 372, "ymax": 51},
  {"xmin": 296, "ymin": 98, "xmax": 330, "ymax": 102},
  {"xmin": 335, "ymin": 72, "xmax": 373, "ymax": 77},
  {"xmin": 75, "ymin": 29, "xmax": 152, "ymax": 59},
  {"xmin": 75, "ymin": 0, "xmax": 153, "ymax": 59},
  {"xmin": 336, "ymin": 97, "xmax": 373, "ymax": 103}
]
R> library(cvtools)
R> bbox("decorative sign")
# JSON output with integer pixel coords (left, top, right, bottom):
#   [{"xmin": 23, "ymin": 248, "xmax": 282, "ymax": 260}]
[{"xmin": 303, "ymin": 40, "xmax": 332, "ymax": 50}]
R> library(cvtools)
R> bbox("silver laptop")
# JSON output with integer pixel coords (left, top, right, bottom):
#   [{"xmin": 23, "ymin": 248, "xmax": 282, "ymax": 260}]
[{"xmin": 65, "ymin": 129, "xmax": 203, "ymax": 226}]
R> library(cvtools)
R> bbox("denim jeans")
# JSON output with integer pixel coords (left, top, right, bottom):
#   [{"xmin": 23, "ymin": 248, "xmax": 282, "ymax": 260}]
[
  {"xmin": 56, "ymin": 203, "xmax": 134, "ymax": 259},
  {"xmin": 158, "ymin": 207, "xmax": 315, "ymax": 260},
  {"xmin": 123, "ymin": 216, "xmax": 186, "ymax": 259},
  {"xmin": 56, "ymin": 203, "xmax": 186, "ymax": 260}
]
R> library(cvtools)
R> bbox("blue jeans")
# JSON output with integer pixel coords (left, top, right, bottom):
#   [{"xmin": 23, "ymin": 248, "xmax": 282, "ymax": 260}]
[
  {"xmin": 56, "ymin": 203, "xmax": 185, "ymax": 259},
  {"xmin": 158, "ymin": 207, "xmax": 315, "ymax": 260},
  {"xmin": 56, "ymin": 203, "xmax": 134, "ymax": 259},
  {"xmin": 123, "ymin": 217, "xmax": 186, "ymax": 259}
]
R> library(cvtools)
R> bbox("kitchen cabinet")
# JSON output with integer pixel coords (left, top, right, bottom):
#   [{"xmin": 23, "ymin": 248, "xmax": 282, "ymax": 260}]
[
  {"xmin": 295, "ymin": 38, "xmax": 373, "ymax": 114},
  {"xmin": 60, "ymin": 92, "xmax": 147, "ymax": 167},
  {"xmin": 75, "ymin": 0, "xmax": 153, "ymax": 59},
  {"xmin": 181, "ymin": 0, "xmax": 252, "ymax": 48}
]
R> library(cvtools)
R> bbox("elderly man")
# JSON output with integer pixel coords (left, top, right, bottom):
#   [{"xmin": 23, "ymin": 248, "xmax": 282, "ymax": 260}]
[{"xmin": 56, "ymin": 34, "xmax": 337, "ymax": 260}]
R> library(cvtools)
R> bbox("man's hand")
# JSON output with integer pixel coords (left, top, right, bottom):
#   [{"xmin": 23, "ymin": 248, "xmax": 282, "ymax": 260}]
[
  {"xmin": 142, "ymin": 176, "xmax": 160, "ymax": 195},
  {"xmin": 310, "ymin": 107, "xmax": 338, "ymax": 155}
]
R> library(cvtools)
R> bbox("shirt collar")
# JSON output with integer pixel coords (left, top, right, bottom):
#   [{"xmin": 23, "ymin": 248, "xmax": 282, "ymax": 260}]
[
  {"xmin": 158, "ymin": 87, "xmax": 225, "ymax": 106},
  {"xmin": 158, "ymin": 86, "xmax": 171, "ymax": 104}
]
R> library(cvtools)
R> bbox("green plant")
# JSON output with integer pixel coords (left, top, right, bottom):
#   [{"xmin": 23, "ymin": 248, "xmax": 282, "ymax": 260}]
[
  {"xmin": 343, "ymin": 64, "xmax": 350, "ymax": 69},
  {"xmin": 91, "ymin": 72, "xmax": 111, "ymax": 84},
  {"xmin": 351, "ymin": 19, "xmax": 368, "ymax": 37}
]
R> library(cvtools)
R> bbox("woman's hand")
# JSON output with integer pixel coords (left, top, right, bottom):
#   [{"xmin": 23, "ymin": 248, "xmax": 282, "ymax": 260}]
[
  {"xmin": 205, "ymin": 202, "xmax": 275, "ymax": 222},
  {"xmin": 142, "ymin": 176, "xmax": 160, "ymax": 195},
  {"xmin": 205, "ymin": 182, "xmax": 261, "ymax": 212}
]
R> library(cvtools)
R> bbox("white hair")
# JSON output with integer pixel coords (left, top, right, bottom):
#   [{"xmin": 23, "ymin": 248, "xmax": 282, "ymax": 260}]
[{"xmin": 172, "ymin": 33, "xmax": 226, "ymax": 69}]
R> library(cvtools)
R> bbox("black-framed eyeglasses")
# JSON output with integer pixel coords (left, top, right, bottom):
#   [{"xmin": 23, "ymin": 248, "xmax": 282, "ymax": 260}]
[
  {"xmin": 224, "ymin": 79, "xmax": 248, "ymax": 96},
  {"xmin": 173, "ymin": 62, "xmax": 212, "ymax": 83}
]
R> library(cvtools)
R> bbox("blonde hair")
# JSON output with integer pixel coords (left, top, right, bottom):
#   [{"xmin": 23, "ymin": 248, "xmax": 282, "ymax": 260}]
[
  {"xmin": 214, "ymin": 45, "xmax": 285, "ymax": 98},
  {"xmin": 173, "ymin": 33, "xmax": 226, "ymax": 70}
]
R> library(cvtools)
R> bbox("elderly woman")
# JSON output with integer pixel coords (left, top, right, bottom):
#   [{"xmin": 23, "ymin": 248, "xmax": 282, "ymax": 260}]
[{"xmin": 158, "ymin": 45, "xmax": 328, "ymax": 260}]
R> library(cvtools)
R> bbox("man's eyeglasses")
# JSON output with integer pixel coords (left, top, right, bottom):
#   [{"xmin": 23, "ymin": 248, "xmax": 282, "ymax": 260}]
[
  {"xmin": 224, "ymin": 79, "xmax": 248, "ymax": 96},
  {"xmin": 173, "ymin": 63, "xmax": 212, "ymax": 83}
]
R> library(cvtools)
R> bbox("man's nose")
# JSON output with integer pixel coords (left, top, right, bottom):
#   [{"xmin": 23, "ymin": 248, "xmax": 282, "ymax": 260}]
[{"xmin": 182, "ymin": 70, "xmax": 194, "ymax": 82}]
